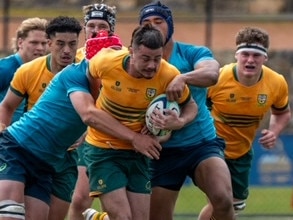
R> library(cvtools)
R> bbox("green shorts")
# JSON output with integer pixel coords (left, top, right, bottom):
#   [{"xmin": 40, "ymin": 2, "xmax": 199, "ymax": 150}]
[
  {"xmin": 77, "ymin": 143, "xmax": 86, "ymax": 167},
  {"xmin": 226, "ymin": 149, "xmax": 253, "ymax": 200},
  {"xmin": 83, "ymin": 142, "xmax": 151, "ymax": 196}
]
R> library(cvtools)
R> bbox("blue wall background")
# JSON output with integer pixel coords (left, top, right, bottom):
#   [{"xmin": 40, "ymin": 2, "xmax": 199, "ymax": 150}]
[{"xmin": 250, "ymin": 135, "xmax": 293, "ymax": 186}]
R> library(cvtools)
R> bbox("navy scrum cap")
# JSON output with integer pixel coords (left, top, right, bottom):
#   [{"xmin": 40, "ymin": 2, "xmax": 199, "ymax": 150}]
[{"xmin": 139, "ymin": 1, "xmax": 174, "ymax": 43}]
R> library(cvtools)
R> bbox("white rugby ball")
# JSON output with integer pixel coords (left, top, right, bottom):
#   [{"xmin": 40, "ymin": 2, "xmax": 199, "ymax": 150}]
[{"xmin": 145, "ymin": 94, "xmax": 181, "ymax": 139}]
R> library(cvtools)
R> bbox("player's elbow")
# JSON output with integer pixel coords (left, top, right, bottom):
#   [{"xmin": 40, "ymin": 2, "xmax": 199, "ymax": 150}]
[{"xmin": 80, "ymin": 108, "xmax": 101, "ymax": 128}]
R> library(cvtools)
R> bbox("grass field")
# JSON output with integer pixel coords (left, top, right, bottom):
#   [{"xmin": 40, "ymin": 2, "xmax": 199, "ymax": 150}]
[
  {"xmin": 89, "ymin": 186, "xmax": 293, "ymax": 219},
  {"xmin": 175, "ymin": 185, "xmax": 293, "ymax": 215}
]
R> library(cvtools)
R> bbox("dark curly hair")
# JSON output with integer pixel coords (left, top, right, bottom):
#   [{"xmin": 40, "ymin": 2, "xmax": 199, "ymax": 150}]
[{"xmin": 46, "ymin": 16, "xmax": 82, "ymax": 39}]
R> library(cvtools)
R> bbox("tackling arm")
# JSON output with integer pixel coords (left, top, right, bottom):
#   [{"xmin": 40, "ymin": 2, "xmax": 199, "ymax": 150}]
[{"xmin": 69, "ymin": 91, "xmax": 162, "ymax": 159}]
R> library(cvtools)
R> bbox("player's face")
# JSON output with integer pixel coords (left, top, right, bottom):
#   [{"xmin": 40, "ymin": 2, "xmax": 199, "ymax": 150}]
[
  {"xmin": 48, "ymin": 32, "xmax": 79, "ymax": 68},
  {"xmin": 130, "ymin": 45, "xmax": 163, "ymax": 79},
  {"xmin": 141, "ymin": 16, "xmax": 168, "ymax": 44},
  {"xmin": 18, "ymin": 30, "xmax": 48, "ymax": 62},
  {"xmin": 235, "ymin": 50, "xmax": 267, "ymax": 78},
  {"xmin": 85, "ymin": 20, "xmax": 111, "ymax": 39}
]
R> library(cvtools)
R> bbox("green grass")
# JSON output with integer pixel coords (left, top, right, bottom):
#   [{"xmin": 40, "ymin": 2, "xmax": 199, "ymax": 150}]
[
  {"xmin": 174, "ymin": 185, "xmax": 293, "ymax": 216},
  {"xmin": 90, "ymin": 186, "xmax": 293, "ymax": 216}
]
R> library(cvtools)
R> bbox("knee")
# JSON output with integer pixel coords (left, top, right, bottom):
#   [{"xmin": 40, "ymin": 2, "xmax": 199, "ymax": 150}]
[
  {"xmin": 0, "ymin": 200, "xmax": 25, "ymax": 219},
  {"xmin": 210, "ymin": 193, "xmax": 233, "ymax": 213}
]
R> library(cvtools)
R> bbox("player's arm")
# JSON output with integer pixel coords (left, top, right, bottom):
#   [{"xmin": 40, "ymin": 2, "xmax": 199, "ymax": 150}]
[
  {"xmin": 86, "ymin": 67, "xmax": 101, "ymax": 100},
  {"xmin": 69, "ymin": 91, "xmax": 162, "ymax": 159},
  {"xmin": 166, "ymin": 59, "xmax": 219, "ymax": 100},
  {"xmin": 259, "ymin": 106, "xmax": 291, "ymax": 149},
  {"xmin": 185, "ymin": 59, "xmax": 220, "ymax": 87},
  {"xmin": 0, "ymin": 89, "xmax": 24, "ymax": 128}
]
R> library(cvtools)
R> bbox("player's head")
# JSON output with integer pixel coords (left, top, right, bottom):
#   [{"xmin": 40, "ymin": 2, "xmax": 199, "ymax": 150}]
[
  {"xmin": 46, "ymin": 16, "xmax": 82, "ymax": 39},
  {"xmin": 83, "ymin": 1, "xmax": 116, "ymax": 39},
  {"xmin": 235, "ymin": 27, "xmax": 269, "ymax": 76},
  {"xmin": 85, "ymin": 29, "xmax": 122, "ymax": 60},
  {"xmin": 46, "ymin": 16, "xmax": 82, "ymax": 67},
  {"xmin": 12, "ymin": 17, "xmax": 48, "ymax": 62},
  {"xmin": 128, "ymin": 23, "xmax": 164, "ymax": 79},
  {"xmin": 139, "ymin": 1, "xmax": 174, "ymax": 44},
  {"xmin": 235, "ymin": 27, "xmax": 269, "ymax": 58}
]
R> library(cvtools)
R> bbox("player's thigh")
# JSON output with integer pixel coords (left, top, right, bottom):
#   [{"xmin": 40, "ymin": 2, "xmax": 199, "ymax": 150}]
[
  {"xmin": 150, "ymin": 186, "xmax": 179, "ymax": 219},
  {"xmin": 25, "ymin": 195, "xmax": 49, "ymax": 220},
  {"xmin": 195, "ymin": 156, "xmax": 232, "ymax": 197},
  {"xmin": 0, "ymin": 180, "xmax": 25, "ymax": 202},
  {"xmin": 48, "ymin": 195, "xmax": 70, "ymax": 220},
  {"xmin": 127, "ymin": 191, "xmax": 150, "ymax": 220},
  {"xmin": 99, "ymin": 187, "xmax": 131, "ymax": 219}
]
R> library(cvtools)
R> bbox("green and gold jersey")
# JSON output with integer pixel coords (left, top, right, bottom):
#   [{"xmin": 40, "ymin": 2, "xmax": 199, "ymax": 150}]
[{"xmin": 208, "ymin": 63, "xmax": 289, "ymax": 159}]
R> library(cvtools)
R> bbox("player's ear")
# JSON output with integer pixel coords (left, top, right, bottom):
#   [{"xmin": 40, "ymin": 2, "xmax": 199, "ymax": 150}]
[{"xmin": 128, "ymin": 46, "xmax": 133, "ymax": 54}]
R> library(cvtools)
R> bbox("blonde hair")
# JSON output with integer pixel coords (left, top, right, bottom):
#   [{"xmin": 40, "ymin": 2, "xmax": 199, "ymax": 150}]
[{"xmin": 11, "ymin": 17, "xmax": 48, "ymax": 52}]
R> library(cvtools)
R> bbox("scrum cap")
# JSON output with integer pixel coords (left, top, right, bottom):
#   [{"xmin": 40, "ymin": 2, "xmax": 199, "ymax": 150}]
[{"xmin": 139, "ymin": 1, "xmax": 174, "ymax": 44}]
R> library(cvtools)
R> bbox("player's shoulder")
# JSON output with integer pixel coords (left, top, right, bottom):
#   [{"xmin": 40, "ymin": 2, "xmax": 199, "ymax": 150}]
[
  {"xmin": 0, "ymin": 54, "xmax": 20, "ymax": 72},
  {"xmin": 18, "ymin": 55, "xmax": 47, "ymax": 70},
  {"xmin": 261, "ymin": 65, "xmax": 287, "ymax": 85}
]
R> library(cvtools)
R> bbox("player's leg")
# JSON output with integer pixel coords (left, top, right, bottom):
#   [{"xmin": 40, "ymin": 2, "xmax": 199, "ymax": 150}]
[
  {"xmin": 149, "ymin": 147, "xmax": 187, "ymax": 220},
  {"xmin": 0, "ymin": 131, "xmax": 47, "ymax": 219},
  {"xmin": 25, "ymin": 196, "xmax": 49, "ymax": 219},
  {"xmin": 0, "ymin": 180, "xmax": 26, "ymax": 220},
  {"xmin": 68, "ymin": 166, "xmax": 93, "ymax": 220},
  {"xmin": 198, "ymin": 198, "xmax": 213, "ymax": 220},
  {"xmin": 194, "ymin": 137, "xmax": 235, "ymax": 220},
  {"xmin": 48, "ymin": 195, "xmax": 70, "ymax": 220},
  {"xmin": 150, "ymin": 187, "xmax": 179, "ymax": 220},
  {"xmin": 84, "ymin": 144, "xmax": 133, "ymax": 219},
  {"xmin": 68, "ymin": 144, "xmax": 93, "ymax": 220},
  {"xmin": 195, "ymin": 156, "xmax": 234, "ymax": 220},
  {"xmin": 227, "ymin": 150, "xmax": 252, "ymax": 217},
  {"xmin": 48, "ymin": 151, "xmax": 78, "ymax": 220}
]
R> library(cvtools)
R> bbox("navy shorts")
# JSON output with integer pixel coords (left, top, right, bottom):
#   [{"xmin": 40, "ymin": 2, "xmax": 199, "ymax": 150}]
[
  {"xmin": 51, "ymin": 150, "xmax": 78, "ymax": 202},
  {"xmin": 0, "ymin": 131, "xmax": 53, "ymax": 204},
  {"xmin": 150, "ymin": 137, "xmax": 225, "ymax": 190}
]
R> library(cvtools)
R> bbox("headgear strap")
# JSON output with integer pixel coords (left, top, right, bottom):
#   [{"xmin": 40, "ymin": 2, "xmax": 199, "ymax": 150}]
[{"xmin": 236, "ymin": 43, "xmax": 268, "ymax": 57}]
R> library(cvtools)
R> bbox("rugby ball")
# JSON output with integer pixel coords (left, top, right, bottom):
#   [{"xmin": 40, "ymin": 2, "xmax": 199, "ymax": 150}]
[{"xmin": 145, "ymin": 94, "xmax": 181, "ymax": 139}]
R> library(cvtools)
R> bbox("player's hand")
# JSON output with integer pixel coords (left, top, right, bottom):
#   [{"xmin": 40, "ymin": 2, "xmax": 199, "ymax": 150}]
[
  {"xmin": 150, "ymin": 108, "xmax": 182, "ymax": 130},
  {"xmin": 132, "ymin": 133, "xmax": 162, "ymax": 160},
  {"xmin": 166, "ymin": 75, "xmax": 185, "ymax": 101},
  {"xmin": 258, "ymin": 129, "xmax": 277, "ymax": 149}
]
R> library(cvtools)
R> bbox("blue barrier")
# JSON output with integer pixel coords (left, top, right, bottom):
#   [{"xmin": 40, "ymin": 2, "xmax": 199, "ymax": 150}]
[{"xmin": 250, "ymin": 135, "xmax": 293, "ymax": 186}]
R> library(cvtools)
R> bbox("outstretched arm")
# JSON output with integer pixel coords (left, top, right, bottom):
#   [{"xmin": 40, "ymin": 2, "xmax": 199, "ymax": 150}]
[
  {"xmin": 69, "ymin": 91, "xmax": 162, "ymax": 159},
  {"xmin": 166, "ymin": 60, "xmax": 219, "ymax": 101}
]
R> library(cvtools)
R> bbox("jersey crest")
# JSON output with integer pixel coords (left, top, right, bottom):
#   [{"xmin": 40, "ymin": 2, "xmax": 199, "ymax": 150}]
[{"xmin": 257, "ymin": 94, "xmax": 267, "ymax": 105}]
